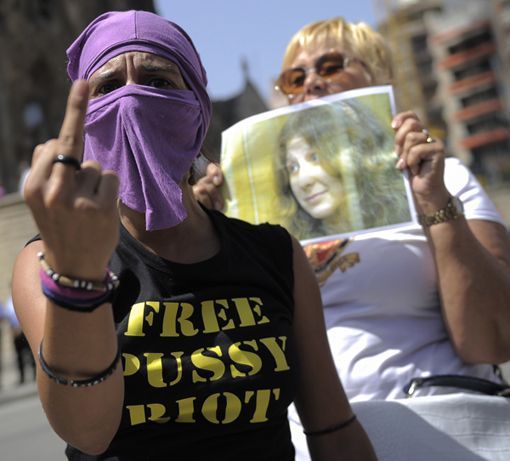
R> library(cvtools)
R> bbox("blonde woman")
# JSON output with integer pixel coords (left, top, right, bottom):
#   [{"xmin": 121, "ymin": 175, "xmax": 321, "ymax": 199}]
[{"xmin": 195, "ymin": 16, "xmax": 510, "ymax": 399}]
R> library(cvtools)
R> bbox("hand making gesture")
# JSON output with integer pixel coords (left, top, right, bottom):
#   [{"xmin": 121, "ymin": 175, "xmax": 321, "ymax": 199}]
[{"xmin": 24, "ymin": 80, "xmax": 119, "ymax": 281}]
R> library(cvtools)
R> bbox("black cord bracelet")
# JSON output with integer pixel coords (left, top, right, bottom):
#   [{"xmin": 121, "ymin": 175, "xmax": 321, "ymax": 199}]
[
  {"xmin": 38, "ymin": 342, "xmax": 121, "ymax": 388},
  {"xmin": 303, "ymin": 414, "xmax": 357, "ymax": 436}
]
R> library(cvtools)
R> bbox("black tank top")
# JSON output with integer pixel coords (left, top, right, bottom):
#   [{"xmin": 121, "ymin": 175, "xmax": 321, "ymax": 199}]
[{"xmin": 67, "ymin": 210, "xmax": 298, "ymax": 461}]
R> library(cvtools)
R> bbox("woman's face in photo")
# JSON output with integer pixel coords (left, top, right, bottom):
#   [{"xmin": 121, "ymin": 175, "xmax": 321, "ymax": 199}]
[{"xmin": 285, "ymin": 136, "xmax": 344, "ymax": 220}]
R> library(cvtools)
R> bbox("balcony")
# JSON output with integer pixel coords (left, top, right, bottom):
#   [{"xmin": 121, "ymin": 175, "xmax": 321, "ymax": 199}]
[
  {"xmin": 455, "ymin": 99, "xmax": 503, "ymax": 122},
  {"xmin": 461, "ymin": 127, "xmax": 510, "ymax": 149},
  {"xmin": 431, "ymin": 20, "xmax": 490, "ymax": 45},
  {"xmin": 449, "ymin": 71, "xmax": 496, "ymax": 94},
  {"xmin": 439, "ymin": 43, "xmax": 496, "ymax": 70}
]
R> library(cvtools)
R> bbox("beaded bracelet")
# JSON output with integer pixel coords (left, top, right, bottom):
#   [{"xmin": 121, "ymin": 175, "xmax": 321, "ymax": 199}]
[
  {"xmin": 303, "ymin": 414, "xmax": 357, "ymax": 436},
  {"xmin": 40, "ymin": 269, "xmax": 115, "ymax": 312},
  {"xmin": 38, "ymin": 252, "xmax": 119, "ymax": 292},
  {"xmin": 38, "ymin": 251, "xmax": 119, "ymax": 312},
  {"xmin": 38, "ymin": 341, "xmax": 121, "ymax": 388}
]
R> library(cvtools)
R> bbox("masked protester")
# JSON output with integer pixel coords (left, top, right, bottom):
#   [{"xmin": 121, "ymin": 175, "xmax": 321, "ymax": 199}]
[{"xmin": 12, "ymin": 10, "xmax": 376, "ymax": 461}]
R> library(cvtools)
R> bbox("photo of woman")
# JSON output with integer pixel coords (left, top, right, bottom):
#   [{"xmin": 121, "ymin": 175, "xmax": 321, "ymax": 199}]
[{"xmin": 273, "ymin": 96, "xmax": 412, "ymax": 241}]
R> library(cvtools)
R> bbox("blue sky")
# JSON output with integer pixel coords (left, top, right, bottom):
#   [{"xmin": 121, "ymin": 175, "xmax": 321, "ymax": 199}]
[{"xmin": 155, "ymin": 1, "xmax": 376, "ymax": 100}]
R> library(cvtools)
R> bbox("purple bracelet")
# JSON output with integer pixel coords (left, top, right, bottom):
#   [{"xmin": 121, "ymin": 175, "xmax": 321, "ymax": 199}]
[
  {"xmin": 40, "ymin": 270, "xmax": 109, "ymax": 301},
  {"xmin": 38, "ymin": 252, "xmax": 119, "ymax": 312},
  {"xmin": 37, "ymin": 252, "xmax": 119, "ymax": 292},
  {"xmin": 40, "ymin": 280, "xmax": 114, "ymax": 312}
]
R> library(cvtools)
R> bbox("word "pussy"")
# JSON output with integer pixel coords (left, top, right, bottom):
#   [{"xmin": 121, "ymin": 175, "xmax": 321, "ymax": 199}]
[{"xmin": 123, "ymin": 336, "xmax": 289, "ymax": 387}]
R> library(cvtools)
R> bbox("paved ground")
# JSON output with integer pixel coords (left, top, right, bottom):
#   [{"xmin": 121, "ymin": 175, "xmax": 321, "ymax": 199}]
[
  {"xmin": 0, "ymin": 324, "xmax": 64, "ymax": 460},
  {"xmin": 0, "ymin": 391, "xmax": 65, "ymax": 461}
]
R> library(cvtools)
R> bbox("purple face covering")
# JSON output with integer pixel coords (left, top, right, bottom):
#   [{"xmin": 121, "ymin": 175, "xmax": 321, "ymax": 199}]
[{"xmin": 66, "ymin": 10, "xmax": 212, "ymax": 230}]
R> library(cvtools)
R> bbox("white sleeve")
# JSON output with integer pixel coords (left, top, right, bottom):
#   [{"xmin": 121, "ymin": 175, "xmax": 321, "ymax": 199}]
[{"xmin": 444, "ymin": 157, "xmax": 507, "ymax": 226}]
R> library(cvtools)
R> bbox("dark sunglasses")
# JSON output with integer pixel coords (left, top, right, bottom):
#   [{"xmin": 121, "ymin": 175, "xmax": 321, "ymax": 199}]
[{"xmin": 275, "ymin": 52, "xmax": 367, "ymax": 98}]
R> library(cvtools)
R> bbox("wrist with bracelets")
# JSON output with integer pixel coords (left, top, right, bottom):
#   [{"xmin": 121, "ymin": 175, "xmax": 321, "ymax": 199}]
[
  {"xmin": 38, "ymin": 341, "xmax": 121, "ymax": 388},
  {"xmin": 38, "ymin": 251, "xmax": 119, "ymax": 312}
]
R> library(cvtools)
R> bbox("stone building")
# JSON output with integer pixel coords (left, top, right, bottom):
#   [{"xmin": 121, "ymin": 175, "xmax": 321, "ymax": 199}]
[
  {"xmin": 428, "ymin": 1, "xmax": 510, "ymax": 180},
  {"xmin": 378, "ymin": 0, "xmax": 510, "ymax": 184},
  {"xmin": 204, "ymin": 63, "xmax": 268, "ymax": 162},
  {"xmin": 0, "ymin": 1, "xmax": 268, "ymax": 192},
  {"xmin": 0, "ymin": 0, "xmax": 156, "ymax": 193},
  {"xmin": 378, "ymin": 0, "xmax": 445, "ymax": 133}
]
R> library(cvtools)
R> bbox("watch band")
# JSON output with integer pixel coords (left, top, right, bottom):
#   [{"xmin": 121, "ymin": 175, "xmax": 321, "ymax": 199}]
[{"xmin": 417, "ymin": 195, "xmax": 463, "ymax": 228}]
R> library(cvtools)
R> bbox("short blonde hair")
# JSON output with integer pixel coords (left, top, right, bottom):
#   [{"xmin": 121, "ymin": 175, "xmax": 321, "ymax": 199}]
[{"xmin": 281, "ymin": 17, "xmax": 393, "ymax": 85}]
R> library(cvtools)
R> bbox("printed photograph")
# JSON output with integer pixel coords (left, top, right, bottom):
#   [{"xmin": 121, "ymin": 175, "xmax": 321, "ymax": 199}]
[{"xmin": 221, "ymin": 86, "xmax": 416, "ymax": 243}]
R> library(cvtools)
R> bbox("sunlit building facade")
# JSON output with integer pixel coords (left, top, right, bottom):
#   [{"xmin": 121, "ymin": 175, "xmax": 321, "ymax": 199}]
[{"xmin": 380, "ymin": 0, "xmax": 510, "ymax": 184}]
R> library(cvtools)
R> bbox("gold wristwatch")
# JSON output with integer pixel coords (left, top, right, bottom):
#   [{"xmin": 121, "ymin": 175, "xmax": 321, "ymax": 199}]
[{"xmin": 417, "ymin": 195, "xmax": 464, "ymax": 228}]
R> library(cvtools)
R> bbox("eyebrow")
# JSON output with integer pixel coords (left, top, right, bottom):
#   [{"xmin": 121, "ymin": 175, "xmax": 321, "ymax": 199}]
[
  {"xmin": 90, "ymin": 68, "xmax": 118, "ymax": 83},
  {"xmin": 90, "ymin": 62, "xmax": 182, "ymax": 84},
  {"xmin": 140, "ymin": 62, "xmax": 180, "ymax": 73}
]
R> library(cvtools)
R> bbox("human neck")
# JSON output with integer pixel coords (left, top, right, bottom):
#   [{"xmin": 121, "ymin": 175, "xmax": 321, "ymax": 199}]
[{"xmin": 119, "ymin": 185, "xmax": 220, "ymax": 263}]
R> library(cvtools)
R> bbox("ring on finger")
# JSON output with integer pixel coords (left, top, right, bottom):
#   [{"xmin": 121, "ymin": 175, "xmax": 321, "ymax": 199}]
[
  {"xmin": 52, "ymin": 154, "xmax": 81, "ymax": 171},
  {"xmin": 422, "ymin": 128, "xmax": 435, "ymax": 144}
]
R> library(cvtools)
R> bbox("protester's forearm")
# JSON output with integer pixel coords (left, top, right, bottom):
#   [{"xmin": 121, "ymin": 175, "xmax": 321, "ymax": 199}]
[{"xmin": 38, "ymin": 301, "xmax": 123, "ymax": 455}]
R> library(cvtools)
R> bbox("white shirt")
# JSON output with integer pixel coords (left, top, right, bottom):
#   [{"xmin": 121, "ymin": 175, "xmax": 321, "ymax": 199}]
[{"xmin": 316, "ymin": 157, "xmax": 506, "ymax": 401}]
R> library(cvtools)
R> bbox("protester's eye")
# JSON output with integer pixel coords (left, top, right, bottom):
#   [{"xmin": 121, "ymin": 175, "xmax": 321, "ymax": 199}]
[
  {"xmin": 95, "ymin": 80, "xmax": 122, "ymax": 96},
  {"xmin": 147, "ymin": 77, "xmax": 174, "ymax": 89}
]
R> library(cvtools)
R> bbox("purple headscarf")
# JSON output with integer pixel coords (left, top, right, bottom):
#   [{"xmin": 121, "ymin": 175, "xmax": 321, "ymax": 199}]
[
  {"xmin": 65, "ymin": 10, "xmax": 212, "ymax": 230},
  {"xmin": 67, "ymin": 10, "xmax": 211, "ymax": 133}
]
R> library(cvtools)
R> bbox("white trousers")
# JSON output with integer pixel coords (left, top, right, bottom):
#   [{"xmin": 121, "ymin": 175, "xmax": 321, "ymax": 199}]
[{"xmin": 289, "ymin": 394, "xmax": 510, "ymax": 461}]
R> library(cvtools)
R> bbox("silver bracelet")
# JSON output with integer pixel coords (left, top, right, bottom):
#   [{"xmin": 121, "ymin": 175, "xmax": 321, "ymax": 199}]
[{"xmin": 38, "ymin": 341, "xmax": 120, "ymax": 388}]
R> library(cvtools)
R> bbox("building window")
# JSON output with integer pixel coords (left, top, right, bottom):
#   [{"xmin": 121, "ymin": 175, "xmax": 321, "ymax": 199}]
[
  {"xmin": 39, "ymin": 0, "xmax": 51, "ymax": 19},
  {"xmin": 472, "ymin": 141, "xmax": 510, "ymax": 184},
  {"xmin": 411, "ymin": 34, "xmax": 428, "ymax": 55},
  {"xmin": 448, "ymin": 30, "xmax": 493, "ymax": 55},
  {"xmin": 466, "ymin": 113, "xmax": 508, "ymax": 134},
  {"xmin": 452, "ymin": 60, "xmax": 492, "ymax": 80},
  {"xmin": 460, "ymin": 87, "xmax": 499, "ymax": 107}
]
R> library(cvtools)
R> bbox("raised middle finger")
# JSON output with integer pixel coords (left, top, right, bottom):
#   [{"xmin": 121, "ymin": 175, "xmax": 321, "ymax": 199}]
[{"xmin": 52, "ymin": 80, "xmax": 89, "ymax": 181}]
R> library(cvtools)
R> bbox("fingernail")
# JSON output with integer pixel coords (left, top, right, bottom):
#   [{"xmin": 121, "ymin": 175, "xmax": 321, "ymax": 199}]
[
  {"xmin": 391, "ymin": 120, "xmax": 399, "ymax": 129},
  {"xmin": 212, "ymin": 175, "xmax": 221, "ymax": 186},
  {"xmin": 396, "ymin": 158, "xmax": 405, "ymax": 169}
]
